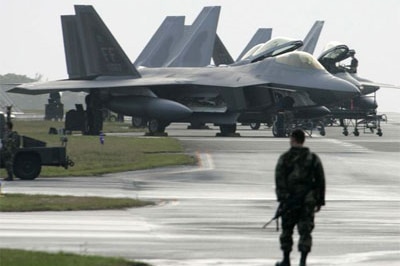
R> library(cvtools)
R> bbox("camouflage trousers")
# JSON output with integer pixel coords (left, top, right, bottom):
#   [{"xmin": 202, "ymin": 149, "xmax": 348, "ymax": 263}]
[
  {"xmin": 1, "ymin": 150, "xmax": 14, "ymax": 177},
  {"xmin": 279, "ymin": 202, "xmax": 315, "ymax": 253}
]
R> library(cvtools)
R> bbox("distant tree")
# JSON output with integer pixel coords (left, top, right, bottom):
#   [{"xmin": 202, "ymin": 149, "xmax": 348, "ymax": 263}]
[
  {"xmin": 0, "ymin": 73, "xmax": 44, "ymax": 111},
  {"xmin": 0, "ymin": 73, "xmax": 85, "ymax": 111},
  {"xmin": 0, "ymin": 73, "xmax": 40, "ymax": 83}
]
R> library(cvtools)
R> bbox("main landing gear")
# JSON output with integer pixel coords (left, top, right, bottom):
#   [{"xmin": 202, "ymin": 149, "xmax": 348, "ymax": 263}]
[{"xmin": 272, "ymin": 112, "xmax": 326, "ymax": 138}]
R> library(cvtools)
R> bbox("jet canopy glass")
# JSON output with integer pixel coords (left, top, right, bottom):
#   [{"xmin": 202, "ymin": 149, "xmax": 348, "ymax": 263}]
[
  {"xmin": 319, "ymin": 41, "xmax": 349, "ymax": 62},
  {"xmin": 241, "ymin": 37, "xmax": 303, "ymax": 61},
  {"xmin": 275, "ymin": 51, "xmax": 325, "ymax": 70}
]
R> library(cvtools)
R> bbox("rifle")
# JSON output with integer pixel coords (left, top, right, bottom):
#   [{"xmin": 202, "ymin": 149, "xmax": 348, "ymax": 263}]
[
  {"xmin": 262, "ymin": 195, "xmax": 302, "ymax": 230},
  {"xmin": 262, "ymin": 202, "xmax": 283, "ymax": 231}
]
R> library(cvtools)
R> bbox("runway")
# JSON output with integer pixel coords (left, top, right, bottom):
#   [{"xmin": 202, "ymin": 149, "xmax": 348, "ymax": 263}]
[{"xmin": 1, "ymin": 113, "xmax": 399, "ymax": 266}]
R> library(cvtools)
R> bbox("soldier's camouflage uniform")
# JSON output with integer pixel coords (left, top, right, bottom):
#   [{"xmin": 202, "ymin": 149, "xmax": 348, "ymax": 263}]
[
  {"xmin": 275, "ymin": 146, "xmax": 325, "ymax": 253},
  {"xmin": 1, "ymin": 130, "xmax": 19, "ymax": 179}
]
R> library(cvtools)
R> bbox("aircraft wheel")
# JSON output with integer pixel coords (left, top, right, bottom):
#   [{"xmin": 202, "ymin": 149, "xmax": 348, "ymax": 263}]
[
  {"xmin": 377, "ymin": 128, "xmax": 383, "ymax": 137},
  {"xmin": 13, "ymin": 153, "xmax": 42, "ymax": 180},
  {"xmin": 132, "ymin": 117, "xmax": 147, "ymax": 128},
  {"xmin": 354, "ymin": 129, "xmax": 359, "ymax": 136},
  {"xmin": 250, "ymin": 122, "xmax": 260, "ymax": 130},
  {"xmin": 148, "ymin": 119, "xmax": 166, "ymax": 134},
  {"xmin": 219, "ymin": 124, "xmax": 237, "ymax": 135}
]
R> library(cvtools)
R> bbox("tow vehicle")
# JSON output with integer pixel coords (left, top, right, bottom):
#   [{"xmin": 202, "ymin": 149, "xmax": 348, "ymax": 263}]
[{"xmin": 1, "ymin": 113, "xmax": 74, "ymax": 180}]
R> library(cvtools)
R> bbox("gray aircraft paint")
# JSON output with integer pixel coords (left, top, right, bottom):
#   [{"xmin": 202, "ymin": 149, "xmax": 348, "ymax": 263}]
[{"xmin": 9, "ymin": 5, "xmax": 360, "ymax": 128}]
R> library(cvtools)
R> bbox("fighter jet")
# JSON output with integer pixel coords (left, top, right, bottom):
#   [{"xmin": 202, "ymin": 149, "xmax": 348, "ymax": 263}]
[
  {"xmin": 131, "ymin": 8, "xmax": 272, "ymax": 129},
  {"xmin": 209, "ymin": 21, "xmax": 326, "ymax": 133},
  {"xmin": 318, "ymin": 42, "xmax": 399, "ymax": 97},
  {"xmin": 9, "ymin": 5, "xmax": 359, "ymax": 136},
  {"xmin": 318, "ymin": 42, "xmax": 399, "ymax": 136}
]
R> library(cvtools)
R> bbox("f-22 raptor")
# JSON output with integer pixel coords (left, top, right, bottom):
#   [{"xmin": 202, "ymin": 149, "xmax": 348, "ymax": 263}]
[
  {"xmin": 9, "ymin": 5, "xmax": 359, "ymax": 136},
  {"xmin": 318, "ymin": 42, "xmax": 399, "ymax": 136}
]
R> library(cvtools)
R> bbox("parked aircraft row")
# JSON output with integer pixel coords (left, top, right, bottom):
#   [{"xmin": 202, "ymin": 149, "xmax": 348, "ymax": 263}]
[{"xmin": 9, "ymin": 5, "xmax": 395, "ymax": 137}]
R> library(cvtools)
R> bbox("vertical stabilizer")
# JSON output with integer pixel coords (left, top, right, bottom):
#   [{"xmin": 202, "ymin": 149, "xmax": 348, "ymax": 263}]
[
  {"xmin": 236, "ymin": 28, "xmax": 272, "ymax": 61},
  {"xmin": 134, "ymin": 16, "xmax": 185, "ymax": 67},
  {"xmin": 299, "ymin": 20, "xmax": 324, "ymax": 55},
  {"xmin": 61, "ymin": 15, "xmax": 87, "ymax": 79},
  {"xmin": 74, "ymin": 5, "xmax": 141, "ymax": 78},
  {"xmin": 166, "ymin": 6, "xmax": 220, "ymax": 67},
  {"xmin": 212, "ymin": 34, "xmax": 234, "ymax": 66}
]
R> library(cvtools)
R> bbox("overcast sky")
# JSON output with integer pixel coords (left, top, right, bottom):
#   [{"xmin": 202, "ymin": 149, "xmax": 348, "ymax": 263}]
[{"xmin": 1, "ymin": 0, "xmax": 399, "ymax": 112}]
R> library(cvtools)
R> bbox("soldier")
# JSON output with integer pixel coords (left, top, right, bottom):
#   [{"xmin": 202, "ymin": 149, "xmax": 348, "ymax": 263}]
[
  {"xmin": 274, "ymin": 128, "xmax": 325, "ymax": 266},
  {"xmin": 1, "ymin": 121, "xmax": 19, "ymax": 181},
  {"xmin": 347, "ymin": 50, "xmax": 358, "ymax": 73}
]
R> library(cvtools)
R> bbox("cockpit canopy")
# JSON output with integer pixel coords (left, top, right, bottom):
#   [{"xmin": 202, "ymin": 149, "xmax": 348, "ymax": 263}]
[
  {"xmin": 240, "ymin": 37, "xmax": 303, "ymax": 63},
  {"xmin": 275, "ymin": 51, "xmax": 325, "ymax": 70},
  {"xmin": 317, "ymin": 41, "xmax": 360, "ymax": 74},
  {"xmin": 318, "ymin": 41, "xmax": 350, "ymax": 62}
]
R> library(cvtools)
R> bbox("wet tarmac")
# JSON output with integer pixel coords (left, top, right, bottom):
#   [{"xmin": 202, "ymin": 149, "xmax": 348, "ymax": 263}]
[{"xmin": 0, "ymin": 113, "xmax": 399, "ymax": 265}]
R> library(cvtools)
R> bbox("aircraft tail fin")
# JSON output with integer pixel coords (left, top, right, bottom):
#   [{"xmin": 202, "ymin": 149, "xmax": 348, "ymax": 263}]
[
  {"xmin": 61, "ymin": 15, "xmax": 87, "ymax": 79},
  {"xmin": 236, "ymin": 28, "xmax": 272, "ymax": 61},
  {"xmin": 166, "ymin": 6, "xmax": 220, "ymax": 67},
  {"xmin": 134, "ymin": 16, "xmax": 185, "ymax": 67},
  {"xmin": 212, "ymin": 34, "xmax": 234, "ymax": 66},
  {"xmin": 63, "ymin": 5, "xmax": 141, "ymax": 78},
  {"xmin": 299, "ymin": 20, "xmax": 324, "ymax": 54}
]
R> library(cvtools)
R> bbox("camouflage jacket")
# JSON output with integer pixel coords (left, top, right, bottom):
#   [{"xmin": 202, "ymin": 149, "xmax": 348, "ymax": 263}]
[
  {"xmin": 1, "ymin": 130, "xmax": 19, "ymax": 154},
  {"xmin": 275, "ymin": 146, "xmax": 325, "ymax": 207}
]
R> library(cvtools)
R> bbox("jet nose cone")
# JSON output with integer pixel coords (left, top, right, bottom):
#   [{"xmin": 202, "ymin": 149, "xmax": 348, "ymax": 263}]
[
  {"xmin": 306, "ymin": 73, "xmax": 361, "ymax": 106},
  {"xmin": 340, "ymin": 77, "xmax": 360, "ymax": 93},
  {"xmin": 326, "ymin": 75, "xmax": 361, "ymax": 103},
  {"xmin": 342, "ymin": 77, "xmax": 361, "ymax": 95}
]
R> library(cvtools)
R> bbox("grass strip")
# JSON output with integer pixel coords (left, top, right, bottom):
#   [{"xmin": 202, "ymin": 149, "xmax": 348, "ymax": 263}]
[
  {"xmin": 5, "ymin": 120, "xmax": 195, "ymax": 177},
  {"xmin": 0, "ymin": 248, "xmax": 150, "ymax": 266},
  {"xmin": 0, "ymin": 193, "xmax": 153, "ymax": 212}
]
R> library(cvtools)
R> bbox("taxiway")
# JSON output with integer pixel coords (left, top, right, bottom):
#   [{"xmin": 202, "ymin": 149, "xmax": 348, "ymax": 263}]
[{"xmin": 0, "ymin": 114, "xmax": 399, "ymax": 266}]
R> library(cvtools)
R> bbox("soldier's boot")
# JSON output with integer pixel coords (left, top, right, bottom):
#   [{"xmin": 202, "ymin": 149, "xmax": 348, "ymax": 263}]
[
  {"xmin": 299, "ymin": 251, "xmax": 308, "ymax": 266},
  {"xmin": 276, "ymin": 251, "xmax": 290, "ymax": 266}
]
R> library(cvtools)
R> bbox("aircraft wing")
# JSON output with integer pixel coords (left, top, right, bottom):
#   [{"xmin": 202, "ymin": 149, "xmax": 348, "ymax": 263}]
[
  {"xmin": 360, "ymin": 81, "xmax": 400, "ymax": 89},
  {"xmin": 9, "ymin": 68, "xmax": 272, "ymax": 96},
  {"xmin": 8, "ymin": 78, "xmax": 190, "ymax": 95},
  {"xmin": 0, "ymin": 85, "xmax": 24, "ymax": 113},
  {"xmin": 348, "ymin": 73, "xmax": 400, "ymax": 94}
]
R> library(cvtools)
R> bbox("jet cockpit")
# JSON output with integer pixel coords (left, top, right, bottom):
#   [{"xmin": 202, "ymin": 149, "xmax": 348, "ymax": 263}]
[
  {"xmin": 318, "ymin": 42, "xmax": 352, "ymax": 73},
  {"xmin": 238, "ymin": 37, "xmax": 303, "ymax": 64}
]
